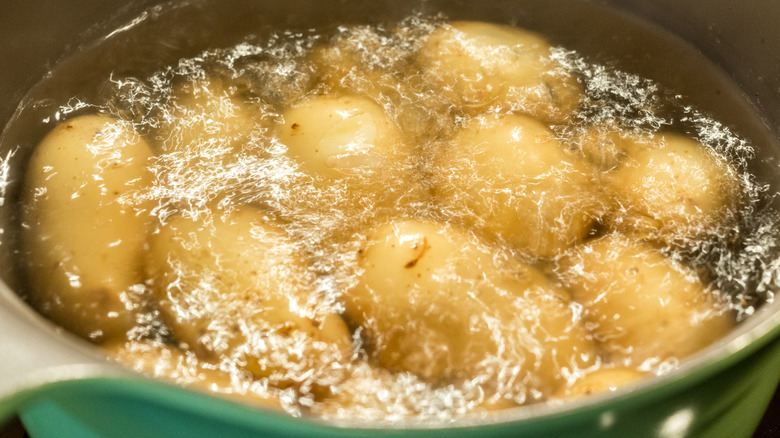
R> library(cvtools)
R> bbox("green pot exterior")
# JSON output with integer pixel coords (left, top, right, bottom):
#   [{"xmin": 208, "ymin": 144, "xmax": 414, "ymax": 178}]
[{"xmin": 17, "ymin": 332, "xmax": 780, "ymax": 438}]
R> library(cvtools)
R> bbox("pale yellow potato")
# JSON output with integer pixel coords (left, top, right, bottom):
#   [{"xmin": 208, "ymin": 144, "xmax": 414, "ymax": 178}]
[
  {"xmin": 21, "ymin": 114, "xmax": 154, "ymax": 342},
  {"xmin": 572, "ymin": 124, "xmax": 657, "ymax": 171},
  {"xmin": 103, "ymin": 340, "xmax": 282, "ymax": 410},
  {"xmin": 278, "ymin": 94, "xmax": 406, "ymax": 179},
  {"xmin": 343, "ymin": 219, "xmax": 598, "ymax": 400},
  {"xmin": 147, "ymin": 205, "xmax": 351, "ymax": 392},
  {"xmin": 154, "ymin": 78, "xmax": 263, "ymax": 155},
  {"xmin": 311, "ymin": 361, "xmax": 517, "ymax": 420},
  {"xmin": 558, "ymin": 233, "xmax": 734, "ymax": 366},
  {"xmin": 607, "ymin": 133, "xmax": 740, "ymax": 242},
  {"xmin": 556, "ymin": 366, "xmax": 646, "ymax": 398},
  {"xmin": 418, "ymin": 21, "xmax": 582, "ymax": 123},
  {"xmin": 308, "ymin": 39, "xmax": 393, "ymax": 101},
  {"xmin": 308, "ymin": 40, "xmax": 454, "ymax": 142},
  {"xmin": 433, "ymin": 114, "xmax": 602, "ymax": 258}
]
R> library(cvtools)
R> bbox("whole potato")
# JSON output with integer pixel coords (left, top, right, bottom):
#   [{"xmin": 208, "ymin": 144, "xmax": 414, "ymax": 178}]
[
  {"xmin": 557, "ymin": 233, "xmax": 734, "ymax": 366},
  {"xmin": 147, "ymin": 205, "xmax": 352, "ymax": 393},
  {"xmin": 432, "ymin": 114, "xmax": 602, "ymax": 258},
  {"xmin": 343, "ymin": 219, "xmax": 598, "ymax": 401},
  {"xmin": 555, "ymin": 366, "xmax": 647, "ymax": 398},
  {"xmin": 418, "ymin": 21, "xmax": 582, "ymax": 123},
  {"xmin": 153, "ymin": 78, "xmax": 263, "ymax": 156},
  {"xmin": 103, "ymin": 340, "xmax": 282, "ymax": 410},
  {"xmin": 607, "ymin": 133, "xmax": 740, "ymax": 243},
  {"xmin": 21, "ymin": 114, "xmax": 154, "ymax": 342},
  {"xmin": 278, "ymin": 94, "xmax": 406, "ymax": 180},
  {"xmin": 571, "ymin": 123, "xmax": 657, "ymax": 172}
]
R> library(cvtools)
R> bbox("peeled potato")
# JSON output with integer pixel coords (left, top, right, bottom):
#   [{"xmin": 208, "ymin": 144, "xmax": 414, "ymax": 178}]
[
  {"xmin": 607, "ymin": 133, "xmax": 740, "ymax": 242},
  {"xmin": 278, "ymin": 94, "xmax": 406, "ymax": 179},
  {"xmin": 418, "ymin": 21, "xmax": 582, "ymax": 123},
  {"xmin": 433, "ymin": 114, "xmax": 601, "ymax": 258},
  {"xmin": 558, "ymin": 233, "xmax": 734, "ymax": 366},
  {"xmin": 21, "ymin": 114, "xmax": 153, "ymax": 342},
  {"xmin": 103, "ymin": 340, "xmax": 282, "ymax": 410},
  {"xmin": 147, "ymin": 205, "xmax": 351, "ymax": 392},
  {"xmin": 343, "ymin": 219, "xmax": 597, "ymax": 400},
  {"xmin": 556, "ymin": 366, "xmax": 646, "ymax": 398}
]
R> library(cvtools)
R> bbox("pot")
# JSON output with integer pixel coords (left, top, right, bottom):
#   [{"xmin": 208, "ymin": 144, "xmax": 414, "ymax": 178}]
[{"xmin": 1, "ymin": 1, "xmax": 779, "ymax": 437}]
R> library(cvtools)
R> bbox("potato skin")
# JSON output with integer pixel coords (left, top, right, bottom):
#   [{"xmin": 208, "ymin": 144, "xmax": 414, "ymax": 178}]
[
  {"xmin": 147, "ymin": 206, "xmax": 351, "ymax": 391},
  {"xmin": 154, "ymin": 79, "xmax": 262, "ymax": 155},
  {"xmin": 103, "ymin": 340, "xmax": 282, "ymax": 410},
  {"xmin": 433, "ymin": 114, "xmax": 601, "ymax": 258},
  {"xmin": 558, "ymin": 233, "xmax": 734, "ymax": 366},
  {"xmin": 278, "ymin": 94, "xmax": 405, "ymax": 180},
  {"xmin": 343, "ymin": 219, "xmax": 597, "ymax": 400},
  {"xmin": 555, "ymin": 366, "xmax": 646, "ymax": 398},
  {"xmin": 418, "ymin": 21, "xmax": 582, "ymax": 123},
  {"xmin": 607, "ymin": 133, "xmax": 740, "ymax": 242},
  {"xmin": 21, "ymin": 114, "xmax": 153, "ymax": 342}
]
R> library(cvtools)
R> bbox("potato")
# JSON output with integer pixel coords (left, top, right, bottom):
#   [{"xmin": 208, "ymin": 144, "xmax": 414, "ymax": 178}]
[
  {"xmin": 147, "ymin": 205, "xmax": 351, "ymax": 392},
  {"xmin": 432, "ymin": 114, "xmax": 602, "ymax": 258},
  {"xmin": 154, "ymin": 78, "xmax": 263, "ymax": 155},
  {"xmin": 555, "ymin": 366, "xmax": 646, "ymax": 398},
  {"xmin": 278, "ymin": 94, "xmax": 406, "ymax": 179},
  {"xmin": 311, "ymin": 361, "xmax": 517, "ymax": 420},
  {"xmin": 558, "ymin": 233, "xmax": 734, "ymax": 366},
  {"xmin": 308, "ymin": 38, "xmax": 395, "ymax": 101},
  {"xmin": 103, "ymin": 340, "xmax": 282, "ymax": 410},
  {"xmin": 343, "ymin": 219, "xmax": 598, "ymax": 400},
  {"xmin": 308, "ymin": 39, "xmax": 454, "ymax": 142},
  {"xmin": 572, "ymin": 124, "xmax": 657, "ymax": 172},
  {"xmin": 607, "ymin": 133, "xmax": 740, "ymax": 242},
  {"xmin": 418, "ymin": 21, "xmax": 582, "ymax": 123},
  {"xmin": 21, "ymin": 114, "xmax": 154, "ymax": 342}
]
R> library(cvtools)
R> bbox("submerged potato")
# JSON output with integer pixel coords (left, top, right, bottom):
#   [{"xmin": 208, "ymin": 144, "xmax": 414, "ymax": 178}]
[
  {"xmin": 147, "ymin": 206, "xmax": 351, "ymax": 391},
  {"xmin": 154, "ymin": 78, "xmax": 263, "ymax": 155},
  {"xmin": 607, "ymin": 133, "xmax": 740, "ymax": 242},
  {"xmin": 555, "ymin": 366, "xmax": 647, "ymax": 398},
  {"xmin": 343, "ymin": 219, "xmax": 597, "ymax": 400},
  {"xmin": 572, "ymin": 124, "xmax": 657, "ymax": 172},
  {"xmin": 309, "ymin": 42, "xmax": 454, "ymax": 143},
  {"xmin": 21, "ymin": 114, "xmax": 153, "ymax": 342},
  {"xmin": 558, "ymin": 234, "xmax": 734, "ymax": 366},
  {"xmin": 418, "ymin": 21, "xmax": 582, "ymax": 123},
  {"xmin": 278, "ymin": 94, "xmax": 406, "ymax": 179},
  {"xmin": 433, "ymin": 114, "xmax": 601, "ymax": 258},
  {"xmin": 103, "ymin": 340, "xmax": 282, "ymax": 410}
]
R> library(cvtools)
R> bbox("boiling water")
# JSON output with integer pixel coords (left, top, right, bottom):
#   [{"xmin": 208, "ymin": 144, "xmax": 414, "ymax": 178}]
[{"xmin": 4, "ymin": 0, "xmax": 780, "ymax": 423}]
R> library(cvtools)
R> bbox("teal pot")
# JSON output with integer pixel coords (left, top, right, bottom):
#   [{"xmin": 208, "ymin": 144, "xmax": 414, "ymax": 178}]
[{"xmin": 1, "ymin": 1, "xmax": 780, "ymax": 437}]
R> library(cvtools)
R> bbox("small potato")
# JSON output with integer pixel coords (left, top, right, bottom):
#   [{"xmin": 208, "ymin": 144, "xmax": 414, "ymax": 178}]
[
  {"xmin": 558, "ymin": 233, "xmax": 734, "ymax": 366},
  {"xmin": 21, "ymin": 114, "xmax": 153, "ymax": 342},
  {"xmin": 148, "ymin": 206, "xmax": 351, "ymax": 392},
  {"xmin": 153, "ymin": 78, "xmax": 263, "ymax": 155},
  {"xmin": 607, "ymin": 133, "xmax": 740, "ymax": 242},
  {"xmin": 278, "ymin": 94, "xmax": 406, "ymax": 179},
  {"xmin": 572, "ymin": 124, "xmax": 657, "ymax": 172},
  {"xmin": 555, "ymin": 366, "xmax": 646, "ymax": 398},
  {"xmin": 311, "ymin": 361, "xmax": 517, "ymax": 420},
  {"xmin": 433, "ymin": 114, "xmax": 602, "ymax": 258},
  {"xmin": 309, "ymin": 39, "xmax": 454, "ymax": 142},
  {"xmin": 418, "ymin": 21, "xmax": 582, "ymax": 123},
  {"xmin": 343, "ymin": 219, "xmax": 598, "ymax": 400},
  {"xmin": 103, "ymin": 340, "xmax": 282, "ymax": 410}
]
